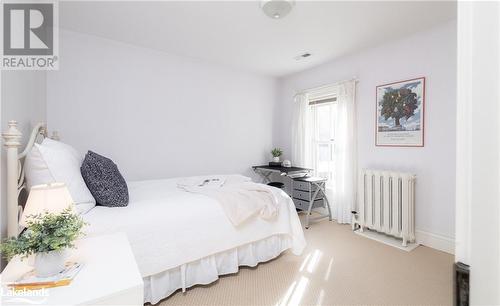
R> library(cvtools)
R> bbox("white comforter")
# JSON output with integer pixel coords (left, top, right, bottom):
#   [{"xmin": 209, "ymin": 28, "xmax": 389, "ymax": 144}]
[{"xmin": 82, "ymin": 175, "xmax": 306, "ymax": 277}]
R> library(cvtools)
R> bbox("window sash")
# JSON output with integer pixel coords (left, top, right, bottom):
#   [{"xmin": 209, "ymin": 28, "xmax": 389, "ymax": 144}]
[
  {"xmin": 309, "ymin": 96, "xmax": 337, "ymax": 106},
  {"xmin": 310, "ymin": 101, "xmax": 336, "ymax": 186}
]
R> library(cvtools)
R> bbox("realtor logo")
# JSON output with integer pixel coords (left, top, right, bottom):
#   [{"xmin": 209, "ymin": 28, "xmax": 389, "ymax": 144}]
[{"xmin": 1, "ymin": 1, "xmax": 58, "ymax": 70}]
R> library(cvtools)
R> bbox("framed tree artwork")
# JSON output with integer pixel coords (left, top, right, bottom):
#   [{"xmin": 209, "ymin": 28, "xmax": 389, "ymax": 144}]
[{"xmin": 375, "ymin": 77, "xmax": 425, "ymax": 147}]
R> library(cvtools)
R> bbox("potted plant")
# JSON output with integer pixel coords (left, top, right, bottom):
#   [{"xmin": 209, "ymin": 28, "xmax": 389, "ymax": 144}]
[
  {"xmin": 271, "ymin": 148, "xmax": 283, "ymax": 162},
  {"xmin": 0, "ymin": 208, "xmax": 86, "ymax": 277}
]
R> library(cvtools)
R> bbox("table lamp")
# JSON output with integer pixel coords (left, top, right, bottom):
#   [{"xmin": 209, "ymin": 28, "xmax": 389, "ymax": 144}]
[{"xmin": 20, "ymin": 183, "xmax": 75, "ymax": 227}]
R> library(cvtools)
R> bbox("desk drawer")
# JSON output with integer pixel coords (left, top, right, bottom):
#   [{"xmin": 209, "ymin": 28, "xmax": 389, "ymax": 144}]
[
  {"xmin": 293, "ymin": 189, "xmax": 310, "ymax": 201},
  {"xmin": 293, "ymin": 180, "xmax": 326, "ymax": 192},
  {"xmin": 293, "ymin": 189, "xmax": 323, "ymax": 201},
  {"xmin": 293, "ymin": 181, "xmax": 317, "ymax": 192},
  {"xmin": 293, "ymin": 198, "xmax": 324, "ymax": 211}
]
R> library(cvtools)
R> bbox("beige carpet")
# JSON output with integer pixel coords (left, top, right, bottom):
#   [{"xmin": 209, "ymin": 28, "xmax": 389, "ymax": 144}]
[{"xmin": 157, "ymin": 216, "xmax": 453, "ymax": 306}]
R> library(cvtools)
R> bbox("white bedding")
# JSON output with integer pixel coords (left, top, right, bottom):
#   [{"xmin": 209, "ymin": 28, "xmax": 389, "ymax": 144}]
[
  {"xmin": 144, "ymin": 234, "xmax": 292, "ymax": 303},
  {"xmin": 179, "ymin": 179, "xmax": 280, "ymax": 226},
  {"xmin": 82, "ymin": 175, "xmax": 306, "ymax": 277}
]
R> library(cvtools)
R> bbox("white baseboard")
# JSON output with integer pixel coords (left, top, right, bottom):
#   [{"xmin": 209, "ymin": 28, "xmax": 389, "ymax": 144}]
[
  {"xmin": 416, "ymin": 230, "xmax": 455, "ymax": 254},
  {"xmin": 354, "ymin": 229, "xmax": 419, "ymax": 252}
]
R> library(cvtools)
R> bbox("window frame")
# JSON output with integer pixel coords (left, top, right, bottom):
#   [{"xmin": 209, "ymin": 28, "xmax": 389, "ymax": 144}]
[{"xmin": 309, "ymin": 96, "xmax": 337, "ymax": 188}]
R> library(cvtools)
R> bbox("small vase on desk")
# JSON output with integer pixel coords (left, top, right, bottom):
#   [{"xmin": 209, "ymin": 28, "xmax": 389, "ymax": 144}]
[{"xmin": 273, "ymin": 157, "xmax": 280, "ymax": 162}]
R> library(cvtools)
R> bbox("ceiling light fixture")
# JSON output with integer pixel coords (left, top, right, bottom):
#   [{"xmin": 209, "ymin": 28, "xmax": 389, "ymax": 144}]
[{"xmin": 260, "ymin": 0, "xmax": 295, "ymax": 20}]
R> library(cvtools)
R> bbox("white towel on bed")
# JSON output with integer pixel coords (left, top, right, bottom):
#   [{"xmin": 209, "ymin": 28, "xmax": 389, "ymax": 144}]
[
  {"xmin": 176, "ymin": 174, "xmax": 251, "ymax": 188},
  {"xmin": 178, "ymin": 176, "xmax": 279, "ymax": 226},
  {"xmin": 177, "ymin": 175, "xmax": 226, "ymax": 188}
]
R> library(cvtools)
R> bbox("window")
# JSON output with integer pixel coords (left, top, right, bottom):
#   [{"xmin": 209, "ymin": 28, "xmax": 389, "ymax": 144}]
[{"xmin": 310, "ymin": 97, "xmax": 337, "ymax": 188}]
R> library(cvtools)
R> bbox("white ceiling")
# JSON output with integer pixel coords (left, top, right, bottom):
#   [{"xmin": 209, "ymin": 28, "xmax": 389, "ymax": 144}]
[{"xmin": 60, "ymin": 1, "xmax": 456, "ymax": 77}]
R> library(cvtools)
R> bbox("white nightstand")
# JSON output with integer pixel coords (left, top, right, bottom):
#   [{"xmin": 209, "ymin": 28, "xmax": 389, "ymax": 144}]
[{"xmin": 1, "ymin": 233, "xmax": 143, "ymax": 306}]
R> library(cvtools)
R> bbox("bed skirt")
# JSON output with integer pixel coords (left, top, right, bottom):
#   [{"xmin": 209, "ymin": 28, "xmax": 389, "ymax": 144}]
[{"xmin": 143, "ymin": 234, "xmax": 292, "ymax": 304}]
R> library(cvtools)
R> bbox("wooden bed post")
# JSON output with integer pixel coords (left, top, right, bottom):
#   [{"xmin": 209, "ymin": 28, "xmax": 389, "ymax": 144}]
[{"xmin": 2, "ymin": 120, "xmax": 22, "ymax": 237}]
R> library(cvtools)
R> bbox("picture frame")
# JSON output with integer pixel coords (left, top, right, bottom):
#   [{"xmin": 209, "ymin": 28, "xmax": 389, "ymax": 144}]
[{"xmin": 375, "ymin": 77, "xmax": 425, "ymax": 147}]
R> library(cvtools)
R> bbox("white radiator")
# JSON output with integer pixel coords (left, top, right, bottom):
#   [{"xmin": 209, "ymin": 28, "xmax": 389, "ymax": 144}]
[{"xmin": 353, "ymin": 169, "xmax": 416, "ymax": 246}]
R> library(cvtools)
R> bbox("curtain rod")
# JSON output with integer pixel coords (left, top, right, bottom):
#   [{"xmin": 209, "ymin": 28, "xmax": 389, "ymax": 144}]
[{"xmin": 294, "ymin": 77, "xmax": 358, "ymax": 96}]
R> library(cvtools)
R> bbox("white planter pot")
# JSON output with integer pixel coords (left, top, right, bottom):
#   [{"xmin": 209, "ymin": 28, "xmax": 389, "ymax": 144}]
[
  {"xmin": 35, "ymin": 250, "xmax": 66, "ymax": 277},
  {"xmin": 273, "ymin": 157, "xmax": 280, "ymax": 162}
]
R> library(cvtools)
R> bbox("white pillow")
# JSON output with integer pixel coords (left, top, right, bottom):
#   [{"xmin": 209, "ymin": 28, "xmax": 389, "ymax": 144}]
[
  {"xmin": 24, "ymin": 138, "xmax": 96, "ymax": 214},
  {"xmin": 24, "ymin": 145, "xmax": 54, "ymax": 190}
]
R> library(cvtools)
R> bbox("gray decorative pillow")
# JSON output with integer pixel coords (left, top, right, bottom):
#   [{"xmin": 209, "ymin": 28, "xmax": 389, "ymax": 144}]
[{"xmin": 81, "ymin": 151, "xmax": 129, "ymax": 207}]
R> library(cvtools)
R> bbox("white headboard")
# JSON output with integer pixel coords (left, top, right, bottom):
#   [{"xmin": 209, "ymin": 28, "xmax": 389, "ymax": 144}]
[{"xmin": 1, "ymin": 120, "xmax": 57, "ymax": 237}]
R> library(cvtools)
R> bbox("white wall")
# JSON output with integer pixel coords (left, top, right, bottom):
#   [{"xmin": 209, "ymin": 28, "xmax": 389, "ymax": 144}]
[
  {"xmin": 0, "ymin": 71, "xmax": 46, "ymax": 269},
  {"xmin": 47, "ymin": 30, "xmax": 277, "ymax": 181},
  {"xmin": 275, "ymin": 21, "xmax": 456, "ymax": 252},
  {"xmin": 456, "ymin": 2, "xmax": 500, "ymax": 303}
]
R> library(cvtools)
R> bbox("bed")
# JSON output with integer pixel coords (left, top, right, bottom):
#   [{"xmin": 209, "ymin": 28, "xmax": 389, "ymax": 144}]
[{"xmin": 1, "ymin": 121, "xmax": 306, "ymax": 304}]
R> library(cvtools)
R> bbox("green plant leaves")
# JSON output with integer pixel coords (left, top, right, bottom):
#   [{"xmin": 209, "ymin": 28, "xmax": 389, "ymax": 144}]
[
  {"xmin": 271, "ymin": 147, "xmax": 283, "ymax": 157},
  {"xmin": 0, "ymin": 208, "xmax": 87, "ymax": 260}
]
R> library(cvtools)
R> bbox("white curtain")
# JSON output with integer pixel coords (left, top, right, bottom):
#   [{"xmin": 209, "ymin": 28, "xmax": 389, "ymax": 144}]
[
  {"xmin": 331, "ymin": 80, "xmax": 357, "ymax": 224},
  {"xmin": 292, "ymin": 81, "xmax": 356, "ymax": 224},
  {"xmin": 291, "ymin": 93, "xmax": 313, "ymax": 168}
]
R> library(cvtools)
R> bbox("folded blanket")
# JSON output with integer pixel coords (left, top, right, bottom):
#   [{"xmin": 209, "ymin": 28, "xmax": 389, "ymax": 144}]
[{"xmin": 178, "ymin": 176, "xmax": 279, "ymax": 226}]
